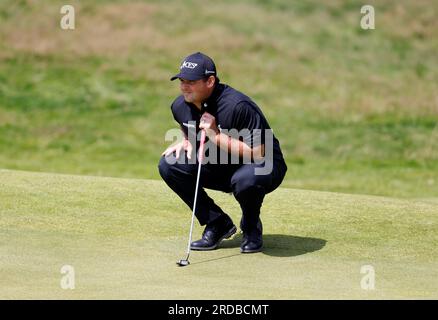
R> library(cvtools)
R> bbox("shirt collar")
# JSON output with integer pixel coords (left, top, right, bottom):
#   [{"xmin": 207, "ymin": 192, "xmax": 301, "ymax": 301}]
[{"xmin": 201, "ymin": 83, "xmax": 224, "ymax": 112}]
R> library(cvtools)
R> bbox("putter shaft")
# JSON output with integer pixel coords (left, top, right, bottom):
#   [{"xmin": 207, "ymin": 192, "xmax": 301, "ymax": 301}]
[{"xmin": 183, "ymin": 129, "xmax": 206, "ymax": 262}]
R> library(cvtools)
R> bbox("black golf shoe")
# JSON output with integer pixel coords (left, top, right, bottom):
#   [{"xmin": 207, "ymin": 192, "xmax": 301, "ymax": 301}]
[
  {"xmin": 240, "ymin": 233, "xmax": 263, "ymax": 253},
  {"xmin": 191, "ymin": 214, "xmax": 237, "ymax": 251},
  {"xmin": 240, "ymin": 218, "xmax": 263, "ymax": 253},
  {"xmin": 241, "ymin": 234, "xmax": 263, "ymax": 253}
]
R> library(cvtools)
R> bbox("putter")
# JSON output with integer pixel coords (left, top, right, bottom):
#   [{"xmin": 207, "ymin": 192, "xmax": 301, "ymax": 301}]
[{"xmin": 177, "ymin": 129, "xmax": 206, "ymax": 267}]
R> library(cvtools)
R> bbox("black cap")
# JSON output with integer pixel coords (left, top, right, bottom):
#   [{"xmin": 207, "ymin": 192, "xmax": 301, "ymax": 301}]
[{"xmin": 170, "ymin": 52, "xmax": 217, "ymax": 81}]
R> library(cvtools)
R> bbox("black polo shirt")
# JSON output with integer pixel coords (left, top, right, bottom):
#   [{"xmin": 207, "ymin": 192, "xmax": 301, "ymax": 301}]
[{"xmin": 170, "ymin": 82, "xmax": 285, "ymax": 163}]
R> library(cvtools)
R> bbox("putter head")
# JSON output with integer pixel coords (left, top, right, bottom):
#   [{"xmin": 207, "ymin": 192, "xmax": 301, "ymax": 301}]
[{"xmin": 176, "ymin": 259, "xmax": 190, "ymax": 267}]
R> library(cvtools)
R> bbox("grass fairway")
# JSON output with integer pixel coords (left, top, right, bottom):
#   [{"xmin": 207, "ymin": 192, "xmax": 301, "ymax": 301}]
[{"xmin": 1, "ymin": 169, "xmax": 437, "ymax": 299}]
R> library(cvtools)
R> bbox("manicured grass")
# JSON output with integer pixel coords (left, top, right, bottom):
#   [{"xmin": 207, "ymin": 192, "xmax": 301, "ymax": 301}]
[{"xmin": 1, "ymin": 169, "xmax": 437, "ymax": 299}]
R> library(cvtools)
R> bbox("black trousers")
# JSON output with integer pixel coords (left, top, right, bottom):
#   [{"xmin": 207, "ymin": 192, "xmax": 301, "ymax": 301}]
[{"xmin": 158, "ymin": 152, "xmax": 287, "ymax": 233}]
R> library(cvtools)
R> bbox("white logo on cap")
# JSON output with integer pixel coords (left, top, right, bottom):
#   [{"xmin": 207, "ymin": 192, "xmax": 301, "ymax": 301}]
[
  {"xmin": 181, "ymin": 61, "xmax": 198, "ymax": 69},
  {"xmin": 205, "ymin": 70, "xmax": 215, "ymax": 74}
]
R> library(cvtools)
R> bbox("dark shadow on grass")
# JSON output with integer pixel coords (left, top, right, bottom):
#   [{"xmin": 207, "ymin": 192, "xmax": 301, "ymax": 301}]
[
  {"xmin": 262, "ymin": 234, "xmax": 327, "ymax": 257},
  {"xmin": 221, "ymin": 233, "xmax": 327, "ymax": 257},
  {"xmin": 188, "ymin": 234, "xmax": 326, "ymax": 265}
]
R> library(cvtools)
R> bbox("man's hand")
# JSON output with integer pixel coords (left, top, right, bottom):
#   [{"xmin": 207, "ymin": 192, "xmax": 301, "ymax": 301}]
[
  {"xmin": 161, "ymin": 139, "xmax": 193, "ymax": 159},
  {"xmin": 199, "ymin": 112, "xmax": 220, "ymax": 140}
]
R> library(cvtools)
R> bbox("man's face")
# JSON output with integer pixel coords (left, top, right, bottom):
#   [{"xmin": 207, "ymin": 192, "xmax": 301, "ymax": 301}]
[{"xmin": 179, "ymin": 77, "xmax": 214, "ymax": 105}]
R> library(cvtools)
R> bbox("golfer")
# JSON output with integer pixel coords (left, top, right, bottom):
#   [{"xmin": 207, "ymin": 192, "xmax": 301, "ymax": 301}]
[{"xmin": 159, "ymin": 52, "xmax": 287, "ymax": 253}]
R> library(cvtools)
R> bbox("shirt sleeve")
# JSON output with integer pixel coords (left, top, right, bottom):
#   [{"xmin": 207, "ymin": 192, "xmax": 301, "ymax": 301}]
[
  {"xmin": 170, "ymin": 101, "xmax": 188, "ymax": 139},
  {"xmin": 170, "ymin": 102, "xmax": 180, "ymax": 124},
  {"xmin": 231, "ymin": 101, "xmax": 266, "ymax": 147}
]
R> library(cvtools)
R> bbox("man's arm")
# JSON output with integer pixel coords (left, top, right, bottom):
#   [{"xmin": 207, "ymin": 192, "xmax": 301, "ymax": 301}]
[
  {"xmin": 162, "ymin": 128, "xmax": 193, "ymax": 159},
  {"xmin": 199, "ymin": 112, "xmax": 265, "ymax": 161},
  {"xmin": 214, "ymin": 132, "xmax": 265, "ymax": 161}
]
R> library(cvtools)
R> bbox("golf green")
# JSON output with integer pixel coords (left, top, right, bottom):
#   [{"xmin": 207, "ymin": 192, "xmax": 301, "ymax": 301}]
[{"xmin": 1, "ymin": 169, "xmax": 437, "ymax": 299}]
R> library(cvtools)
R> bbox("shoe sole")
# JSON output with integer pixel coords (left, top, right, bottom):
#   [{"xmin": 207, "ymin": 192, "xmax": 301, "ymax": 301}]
[
  {"xmin": 240, "ymin": 247, "xmax": 263, "ymax": 254},
  {"xmin": 190, "ymin": 225, "xmax": 237, "ymax": 251}
]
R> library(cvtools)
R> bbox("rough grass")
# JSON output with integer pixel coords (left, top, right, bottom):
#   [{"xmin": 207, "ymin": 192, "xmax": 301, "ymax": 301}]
[
  {"xmin": 1, "ymin": 169, "xmax": 437, "ymax": 299},
  {"xmin": 0, "ymin": 0, "xmax": 437, "ymax": 198}
]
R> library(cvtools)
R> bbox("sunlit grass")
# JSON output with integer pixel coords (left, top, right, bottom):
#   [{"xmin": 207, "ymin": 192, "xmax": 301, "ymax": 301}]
[{"xmin": 0, "ymin": 0, "xmax": 437, "ymax": 198}]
